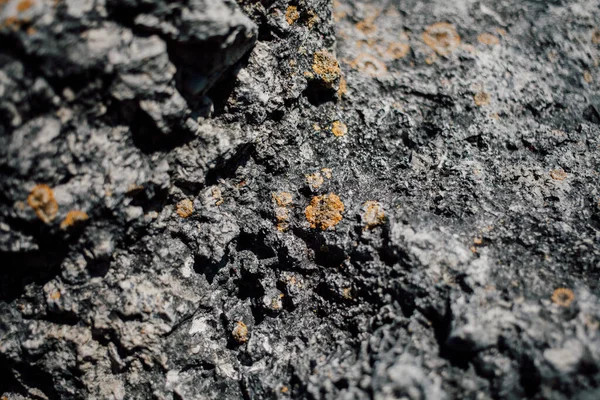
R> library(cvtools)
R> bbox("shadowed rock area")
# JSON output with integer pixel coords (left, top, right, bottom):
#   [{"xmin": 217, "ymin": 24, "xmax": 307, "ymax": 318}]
[{"xmin": 1, "ymin": 0, "xmax": 600, "ymax": 399}]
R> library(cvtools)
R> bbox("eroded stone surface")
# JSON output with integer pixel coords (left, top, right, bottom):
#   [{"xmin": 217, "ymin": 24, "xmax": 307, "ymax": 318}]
[{"xmin": 1, "ymin": 0, "xmax": 600, "ymax": 399}]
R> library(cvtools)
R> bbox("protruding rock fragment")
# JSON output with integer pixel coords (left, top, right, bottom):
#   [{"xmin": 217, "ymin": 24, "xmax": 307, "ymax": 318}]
[{"xmin": 361, "ymin": 201, "xmax": 385, "ymax": 229}]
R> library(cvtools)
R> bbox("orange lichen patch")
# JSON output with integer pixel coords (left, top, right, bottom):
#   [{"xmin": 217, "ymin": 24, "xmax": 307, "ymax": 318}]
[
  {"xmin": 361, "ymin": 200, "xmax": 385, "ymax": 229},
  {"xmin": 356, "ymin": 17, "xmax": 377, "ymax": 35},
  {"xmin": 273, "ymin": 192, "xmax": 293, "ymax": 231},
  {"xmin": 306, "ymin": 172, "xmax": 325, "ymax": 189},
  {"xmin": 306, "ymin": 9, "xmax": 319, "ymax": 28},
  {"xmin": 275, "ymin": 207, "xmax": 291, "ymax": 231},
  {"xmin": 50, "ymin": 290, "xmax": 61, "ymax": 300},
  {"xmin": 422, "ymin": 22, "xmax": 461, "ymax": 56},
  {"xmin": 281, "ymin": 386, "xmax": 289, "ymax": 394},
  {"xmin": 477, "ymin": 32, "xmax": 500, "ymax": 46},
  {"xmin": 60, "ymin": 210, "xmax": 89, "ymax": 230},
  {"xmin": 312, "ymin": 50, "xmax": 341, "ymax": 86},
  {"xmin": 337, "ymin": 75, "xmax": 347, "ymax": 98},
  {"xmin": 473, "ymin": 237, "xmax": 483, "ymax": 245},
  {"xmin": 584, "ymin": 70, "xmax": 593, "ymax": 83},
  {"xmin": 550, "ymin": 168, "xmax": 567, "ymax": 181},
  {"xmin": 552, "ymin": 288, "xmax": 575, "ymax": 307},
  {"xmin": 272, "ymin": 192, "xmax": 293, "ymax": 207},
  {"xmin": 424, "ymin": 53, "xmax": 438, "ymax": 65},
  {"xmin": 305, "ymin": 193, "xmax": 344, "ymax": 230},
  {"xmin": 473, "ymin": 91, "xmax": 490, "ymax": 107},
  {"xmin": 350, "ymin": 53, "xmax": 387, "ymax": 77},
  {"xmin": 212, "ymin": 187, "xmax": 224, "ymax": 206},
  {"xmin": 385, "ymin": 41, "xmax": 410, "ymax": 59},
  {"xmin": 342, "ymin": 287, "xmax": 352, "ymax": 299},
  {"xmin": 232, "ymin": 321, "xmax": 249, "ymax": 343},
  {"xmin": 321, "ymin": 168, "xmax": 332, "ymax": 179},
  {"xmin": 332, "ymin": 120, "xmax": 347, "ymax": 137},
  {"xmin": 17, "ymin": 0, "xmax": 34, "ymax": 12},
  {"xmin": 126, "ymin": 183, "xmax": 144, "ymax": 195},
  {"xmin": 496, "ymin": 28, "xmax": 507, "ymax": 36},
  {"xmin": 2, "ymin": 16, "xmax": 22, "ymax": 30},
  {"xmin": 176, "ymin": 199, "xmax": 194, "ymax": 218},
  {"xmin": 592, "ymin": 29, "xmax": 600, "ymax": 45},
  {"xmin": 27, "ymin": 184, "xmax": 58, "ymax": 224},
  {"xmin": 285, "ymin": 5, "xmax": 299, "ymax": 25}
]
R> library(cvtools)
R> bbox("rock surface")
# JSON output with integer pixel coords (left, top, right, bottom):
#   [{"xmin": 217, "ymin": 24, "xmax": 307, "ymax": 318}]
[{"xmin": 1, "ymin": 0, "xmax": 600, "ymax": 399}]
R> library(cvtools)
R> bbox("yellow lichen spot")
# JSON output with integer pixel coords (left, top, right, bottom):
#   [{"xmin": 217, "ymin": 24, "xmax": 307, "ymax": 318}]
[
  {"xmin": 362, "ymin": 200, "xmax": 385, "ymax": 229},
  {"xmin": 281, "ymin": 386, "xmax": 289, "ymax": 394},
  {"xmin": 305, "ymin": 193, "xmax": 344, "ymax": 230},
  {"xmin": 552, "ymin": 288, "xmax": 575, "ymax": 307},
  {"xmin": 312, "ymin": 50, "xmax": 341, "ymax": 86},
  {"xmin": 350, "ymin": 53, "xmax": 387, "ymax": 77},
  {"xmin": 422, "ymin": 22, "xmax": 461, "ymax": 56},
  {"xmin": 285, "ymin": 5, "xmax": 299, "ymax": 25},
  {"xmin": 386, "ymin": 41, "xmax": 410, "ymax": 59},
  {"xmin": 550, "ymin": 168, "xmax": 567, "ymax": 181},
  {"xmin": 27, "ymin": 184, "xmax": 58, "ymax": 224},
  {"xmin": 60, "ymin": 210, "xmax": 89, "ymax": 230},
  {"xmin": 232, "ymin": 321, "xmax": 249, "ymax": 343},
  {"xmin": 176, "ymin": 199, "xmax": 194, "ymax": 218},
  {"xmin": 321, "ymin": 168, "xmax": 332, "ymax": 179},
  {"xmin": 50, "ymin": 290, "xmax": 61, "ymax": 300},
  {"xmin": 332, "ymin": 121, "xmax": 347, "ymax": 137},
  {"xmin": 17, "ymin": 0, "xmax": 34, "ymax": 13},
  {"xmin": 584, "ymin": 70, "xmax": 593, "ymax": 83},
  {"xmin": 473, "ymin": 92, "xmax": 490, "ymax": 107},
  {"xmin": 477, "ymin": 32, "xmax": 500, "ymax": 46},
  {"xmin": 272, "ymin": 192, "xmax": 293, "ymax": 207},
  {"xmin": 592, "ymin": 29, "xmax": 600, "ymax": 45},
  {"xmin": 306, "ymin": 172, "xmax": 325, "ymax": 189}
]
